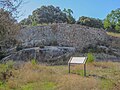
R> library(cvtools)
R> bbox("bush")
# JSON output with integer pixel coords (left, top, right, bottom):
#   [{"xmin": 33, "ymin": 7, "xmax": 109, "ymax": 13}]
[
  {"xmin": 0, "ymin": 60, "xmax": 14, "ymax": 81},
  {"xmin": 87, "ymin": 53, "xmax": 95, "ymax": 63},
  {"xmin": 77, "ymin": 16, "xmax": 103, "ymax": 28},
  {"xmin": 31, "ymin": 59, "xmax": 37, "ymax": 65}
]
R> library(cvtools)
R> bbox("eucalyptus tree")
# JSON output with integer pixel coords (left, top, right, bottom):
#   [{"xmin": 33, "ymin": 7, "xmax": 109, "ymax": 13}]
[
  {"xmin": 20, "ymin": 5, "xmax": 68, "ymax": 25},
  {"xmin": 104, "ymin": 8, "xmax": 120, "ymax": 32},
  {"xmin": 63, "ymin": 8, "xmax": 75, "ymax": 24}
]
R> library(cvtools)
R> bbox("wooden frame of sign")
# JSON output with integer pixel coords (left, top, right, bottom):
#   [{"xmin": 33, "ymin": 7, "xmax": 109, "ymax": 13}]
[{"xmin": 68, "ymin": 57, "xmax": 87, "ymax": 76}]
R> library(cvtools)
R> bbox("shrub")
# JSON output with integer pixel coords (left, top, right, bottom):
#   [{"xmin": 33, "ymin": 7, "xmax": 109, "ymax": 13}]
[
  {"xmin": 87, "ymin": 53, "xmax": 95, "ymax": 63},
  {"xmin": 0, "ymin": 60, "xmax": 14, "ymax": 81},
  {"xmin": 32, "ymin": 21, "xmax": 37, "ymax": 26},
  {"xmin": 31, "ymin": 59, "xmax": 37, "ymax": 65}
]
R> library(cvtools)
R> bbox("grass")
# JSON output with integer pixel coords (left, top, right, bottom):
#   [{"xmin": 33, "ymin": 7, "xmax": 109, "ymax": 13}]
[
  {"xmin": 20, "ymin": 81, "xmax": 56, "ymax": 90},
  {"xmin": 107, "ymin": 32, "xmax": 120, "ymax": 38},
  {"xmin": 0, "ymin": 61, "xmax": 120, "ymax": 90}
]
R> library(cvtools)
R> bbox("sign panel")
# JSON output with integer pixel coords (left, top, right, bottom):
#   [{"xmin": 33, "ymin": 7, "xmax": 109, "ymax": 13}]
[
  {"xmin": 69, "ymin": 57, "xmax": 87, "ymax": 64},
  {"xmin": 68, "ymin": 57, "xmax": 87, "ymax": 76}
]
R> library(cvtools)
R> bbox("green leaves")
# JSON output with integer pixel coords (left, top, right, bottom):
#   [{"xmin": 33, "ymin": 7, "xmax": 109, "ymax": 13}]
[
  {"xmin": 104, "ymin": 8, "xmax": 120, "ymax": 33},
  {"xmin": 63, "ymin": 8, "xmax": 75, "ymax": 24},
  {"xmin": 115, "ymin": 22, "xmax": 120, "ymax": 32},
  {"xmin": 20, "ymin": 5, "xmax": 68, "ymax": 25},
  {"xmin": 104, "ymin": 19, "xmax": 111, "ymax": 29},
  {"xmin": 77, "ymin": 16, "xmax": 103, "ymax": 28},
  {"xmin": 87, "ymin": 53, "xmax": 95, "ymax": 63}
]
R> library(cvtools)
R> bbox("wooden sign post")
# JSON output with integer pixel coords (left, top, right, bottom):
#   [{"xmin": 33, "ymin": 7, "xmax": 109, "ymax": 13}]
[{"xmin": 68, "ymin": 57, "xmax": 87, "ymax": 76}]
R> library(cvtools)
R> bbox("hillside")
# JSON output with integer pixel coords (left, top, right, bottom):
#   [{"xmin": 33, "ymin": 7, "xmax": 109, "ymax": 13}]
[
  {"xmin": 0, "ymin": 61, "xmax": 120, "ymax": 90},
  {"xmin": 1, "ymin": 23, "xmax": 120, "ymax": 63}
]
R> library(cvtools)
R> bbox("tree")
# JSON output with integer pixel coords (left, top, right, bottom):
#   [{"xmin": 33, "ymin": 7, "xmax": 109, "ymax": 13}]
[
  {"xmin": 0, "ymin": 9, "xmax": 20, "ymax": 49},
  {"xmin": 115, "ymin": 22, "xmax": 120, "ymax": 32},
  {"xmin": 0, "ymin": 0, "xmax": 23, "ymax": 50},
  {"xmin": 77, "ymin": 16, "xmax": 103, "ymax": 28},
  {"xmin": 20, "ymin": 5, "xmax": 68, "ymax": 25},
  {"xmin": 63, "ymin": 8, "xmax": 73, "ymax": 16},
  {"xmin": 63, "ymin": 8, "xmax": 75, "ymax": 24},
  {"xmin": 104, "ymin": 8, "xmax": 120, "ymax": 33},
  {"xmin": 0, "ymin": 0, "xmax": 23, "ymax": 17}
]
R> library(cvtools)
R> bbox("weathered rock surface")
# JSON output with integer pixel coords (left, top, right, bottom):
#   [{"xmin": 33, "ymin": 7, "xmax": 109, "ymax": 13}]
[
  {"xmin": 1, "ymin": 46, "xmax": 75, "ymax": 64},
  {"xmin": 108, "ymin": 36, "xmax": 120, "ymax": 49},
  {"xmin": 2, "ymin": 24, "xmax": 120, "ymax": 63},
  {"xmin": 95, "ymin": 53, "xmax": 120, "ymax": 62},
  {"xmin": 18, "ymin": 24, "xmax": 108, "ymax": 51}
]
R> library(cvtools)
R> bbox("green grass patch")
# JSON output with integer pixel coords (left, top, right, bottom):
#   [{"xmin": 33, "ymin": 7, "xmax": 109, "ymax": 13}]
[
  {"xmin": 41, "ymin": 82, "xmax": 56, "ymax": 90},
  {"xmin": 0, "ymin": 81, "xmax": 9, "ymax": 90},
  {"xmin": 20, "ymin": 81, "xmax": 56, "ymax": 90},
  {"xmin": 100, "ymin": 79, "xmax": 114, "ymax": 90}
]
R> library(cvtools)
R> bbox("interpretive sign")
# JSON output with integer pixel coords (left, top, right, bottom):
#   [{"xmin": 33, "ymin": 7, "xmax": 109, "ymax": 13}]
[{"xmin": 68, "ymin": 57, "xmax": 87, "ymax": 76}]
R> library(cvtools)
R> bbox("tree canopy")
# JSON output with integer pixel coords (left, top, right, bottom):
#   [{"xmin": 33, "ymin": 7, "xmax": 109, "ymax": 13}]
[
  {"xmin": 104, "ymin": 8, "xmax": 120, "ymax": 33},
  {"xmin": 20, "ymin": 5, "xmax": 68, "ymax": 25},
  {"xmin": 63, "ymin": 8, "xmax": 75, "ymax": 24},
  {"xmin": 77, "ymin": 16, "xmax": 103, "ymax": 28},
  {"xmin": 0, "ymin": 0, "xmax": 22, "ymax": 50}
]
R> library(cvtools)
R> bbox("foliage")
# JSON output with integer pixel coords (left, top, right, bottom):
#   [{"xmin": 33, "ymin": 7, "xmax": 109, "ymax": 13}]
[
  {"xmin": 20, "ymin": 5, "xmax": 68, "ymax": 25},
  {"xmin": 115, "ymin": 22, "xmax": 120, "ymax": 32},
  {"xmin": 31, "ymin": 59, "xmax": 37, "ymax": 65},
  {"xmin": 0, "ymin": 0, "xmax": 23, "ymax": 50},
  {"xmin": 0, "ymin": 60, "xmax": 14, "ymax": 82},
  {"xmin": 32, "ymin": 20, "xmax": 37, "ymax": 26},
  {"xmin": 77, "ymin": 16, "xmax": 103, "ymax": 28},
  {"xmin": 87, "ymin": 53, "xmax": 95, "ymax": 63},
  {"xmin": 63, "ymin": 8, "xmax": 76, "ymax": 24},
  {"xmin": 104, "ymin": 8, "xmax": 120, "ymax": 33},
  {"xmin": 0, "ymin": 9, "xmax": 20, "ymax": 50}
]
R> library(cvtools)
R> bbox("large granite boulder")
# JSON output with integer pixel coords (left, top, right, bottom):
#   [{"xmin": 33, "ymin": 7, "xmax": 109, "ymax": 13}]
[{"xmin": 18, "ymin": 24, "xmax": 108, "ymax": 51}]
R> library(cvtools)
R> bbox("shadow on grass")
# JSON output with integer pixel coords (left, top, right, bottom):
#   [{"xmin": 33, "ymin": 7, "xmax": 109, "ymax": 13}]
[{"xmin": 70, "ymin": 70, "xmax": 85, "ymax": 77}]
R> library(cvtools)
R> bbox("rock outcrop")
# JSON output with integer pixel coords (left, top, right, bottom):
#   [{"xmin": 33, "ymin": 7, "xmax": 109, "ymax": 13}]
[
  {"xmin": 1, "ymin": 46, "xmax": 75, "ymax": 64},
  {"xmin": 3, "ymin": 24, "xmax": 119, "ymax": 63},
  {"xmin": 18, "ymin": 24, "xmax": 108, "ymax": 51}
]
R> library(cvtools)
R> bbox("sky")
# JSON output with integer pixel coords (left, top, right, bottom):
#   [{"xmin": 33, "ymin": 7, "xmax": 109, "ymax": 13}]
[{"xmin": 18, "ymin": 0, "xmax": 120, "ymax": 22}]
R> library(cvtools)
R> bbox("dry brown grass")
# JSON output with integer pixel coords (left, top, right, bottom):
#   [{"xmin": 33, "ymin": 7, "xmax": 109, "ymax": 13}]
[
  {"xmin": 0, "ymin": 61, "xmax": 120, "ymax": 90},
  {"xmin": 57, "ymin": 75, "xmax": 98, "ymax": 90},
  {"xmin": 107, "ymin": 32, "xmax": 120, "ymax": 38}
]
